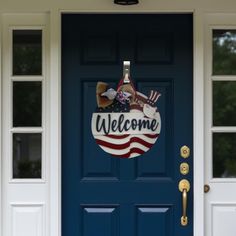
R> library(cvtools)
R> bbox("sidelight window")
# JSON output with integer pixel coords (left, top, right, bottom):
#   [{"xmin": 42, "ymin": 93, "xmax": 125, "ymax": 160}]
[
  {"xmin": 212, "ymin": 29, "xmax": 236, "ymax": 178},
  {"xmin": 13, "ymin": 30, "xmax": 42, "ymax": 75},
  {"xmin": 11, "ymin": 29, "xmax": 44, "ymax": 180}
]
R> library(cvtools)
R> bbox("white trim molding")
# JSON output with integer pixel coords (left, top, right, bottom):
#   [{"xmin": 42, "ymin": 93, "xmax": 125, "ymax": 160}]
[
  {"xmin": 1, "ymin": 13, "xmax": 50, "ymax": 236},
  {"xmin": 57, "ymin": 10, "xmax": 205, "ymax": 236},
  {"xmin": 0, "ymin": 13, "xmax": 2, "ymax": 236},
  {"xmin": 0, "ymin": 9, "xmax": 206, "ymax": 236},
  {"xmin": 193, "ymin": 9, "xmax": 205, "ymax": 236},
  {"xmin": 49, "ymin": 10, "xmax": 61, "ymax": 236}
]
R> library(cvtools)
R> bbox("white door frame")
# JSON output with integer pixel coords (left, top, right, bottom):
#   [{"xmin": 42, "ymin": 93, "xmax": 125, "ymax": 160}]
[
  {"xmin": 0, "ymin": 9, "xmax": 205, "ymax": 236},
  {"xmin": 192, "ymin": 10, "xmax": 205, "ymax": 236},
  {"xmin": 49, "ymin": 10, "xmax": 205, "ymax": 236}
]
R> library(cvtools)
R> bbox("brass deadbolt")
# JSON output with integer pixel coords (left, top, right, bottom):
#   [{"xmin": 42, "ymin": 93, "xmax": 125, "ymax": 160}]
[
  {"xmin": 180, "ymin": 163, "xmax": 189, "ymax": 175},
  {"xmin": 180, "ymin": 145, "xmax": 190, "ymax": 158}
]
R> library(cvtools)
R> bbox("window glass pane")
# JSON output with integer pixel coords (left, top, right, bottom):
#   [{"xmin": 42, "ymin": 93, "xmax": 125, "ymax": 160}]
[
  {"xmin": 13, "ymin": 30, "xmax": 42, "ymax": 75},
  {"xmin": 213, "ymin": 81, "xmax": 236, "ymax": 126},
  {"xmin": 13, "ymin": 133, "xmax": 42, "ymax": 178},
  {"xmin": 213, "ymin": 133, "xmax": 236, "ymax": 178},
  {"xmin": 213, "ymin": 30, "xmax": 236, "ymax": 75},
  {"xmin": 13, "ymin": 82, "xmax": 42, "ymax": 127}
]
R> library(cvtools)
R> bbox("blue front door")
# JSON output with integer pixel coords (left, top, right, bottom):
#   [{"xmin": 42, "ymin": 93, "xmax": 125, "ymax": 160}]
[{"xmin": 62, "ymin": 14, "xmax": 193, "ymax": 236}]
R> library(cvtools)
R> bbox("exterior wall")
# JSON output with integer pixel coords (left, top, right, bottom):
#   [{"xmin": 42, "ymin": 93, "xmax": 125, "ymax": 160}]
[
  {"xmin": 0, "ymin": 0, "xmax": 236, "ymax": 12},
  {"xmin": 0, "ymin": 1, "xmax": 236, "ymax": 236}
]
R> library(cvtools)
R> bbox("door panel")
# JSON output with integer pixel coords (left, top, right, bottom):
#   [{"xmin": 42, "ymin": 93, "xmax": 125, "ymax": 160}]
[{"xmin": 62, "ymin": 14, "xmax": 193, "ymax": 236}]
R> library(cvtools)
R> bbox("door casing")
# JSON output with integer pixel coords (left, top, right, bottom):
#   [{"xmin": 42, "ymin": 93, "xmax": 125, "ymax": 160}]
[
  {"xmin": 0, "ymin": 10, "xmax": 205, "ymax": 236},
  {"xmin": 57, "ymin": 11, "xmax": 204, "ymax": 236}
]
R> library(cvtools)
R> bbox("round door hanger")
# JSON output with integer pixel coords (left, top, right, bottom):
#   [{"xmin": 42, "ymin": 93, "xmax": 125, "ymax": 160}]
[{"xmin": 91, "ymin": 76, "xmax": 161, "ymax": 158}]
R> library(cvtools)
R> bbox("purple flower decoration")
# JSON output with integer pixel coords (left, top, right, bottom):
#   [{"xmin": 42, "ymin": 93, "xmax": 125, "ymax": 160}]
[{"xmin": 116, "ymin": 91, "xmax": 131, "ymax": 104}]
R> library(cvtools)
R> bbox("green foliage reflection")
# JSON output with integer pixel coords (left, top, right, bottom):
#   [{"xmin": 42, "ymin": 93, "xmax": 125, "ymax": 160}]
[
  {"xmin": 213, "ymin": 81, "xmax": 236, "ymax": 126},
  {"xmin": 13, "ymin": 82, "xmax": 42, "ymax": 127},
  {"xmin": 14, "ymin": 159, "xmax": 41, "ymax": 179},
  {"xmin": 13, "ymin": 30, "xmax": 42, "ymax": 75},
  {"xmin": 13, "ymin": 133, "xmax": 42, "ymax": 179},
  {"xmin": 213, "ymin": 30, "xmax": 236, "ymax": 75},
  {"xmin": 213, "ymin": 133, "xmax": 236, "ymax": 178}
]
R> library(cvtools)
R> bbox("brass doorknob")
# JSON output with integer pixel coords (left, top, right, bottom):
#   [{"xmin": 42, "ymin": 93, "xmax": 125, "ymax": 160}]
[
  {"xmin": 179, "ymin": 179, "xmax": 190, "ymax": 226},
  {"xmin": 204, "ymin": 184, "xmax": 210, "ymax": 193}
]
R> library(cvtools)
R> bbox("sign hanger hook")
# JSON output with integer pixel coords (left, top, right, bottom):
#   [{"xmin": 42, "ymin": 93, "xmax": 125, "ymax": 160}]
[{"xmin": 123, "ymin": 61, "xmax": 131, "ymax": 83}]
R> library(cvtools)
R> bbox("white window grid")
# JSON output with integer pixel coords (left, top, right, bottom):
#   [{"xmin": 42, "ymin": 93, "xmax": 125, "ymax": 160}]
[
  {"xmin": 208, "ymin": 25, "xmax": 236, "ymax": 182},
  {"xmin": 9, "ymin": 26, "xmax": 47, "ymax": 183}
]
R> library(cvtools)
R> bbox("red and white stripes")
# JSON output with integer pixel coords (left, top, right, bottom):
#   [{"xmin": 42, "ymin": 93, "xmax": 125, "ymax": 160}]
[{"xmin": 94, "ymin": 133, "xmax": 159, "ymax": 158}]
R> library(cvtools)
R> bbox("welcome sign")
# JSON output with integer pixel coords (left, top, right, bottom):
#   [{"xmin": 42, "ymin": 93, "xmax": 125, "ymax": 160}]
[
  {"xmin": 92, "ymin": 113, "xmax": 160, "ymax": 135},
  {"xmin": 91, "ymin": 77, "xmax": 161, "ymax": 158}
]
